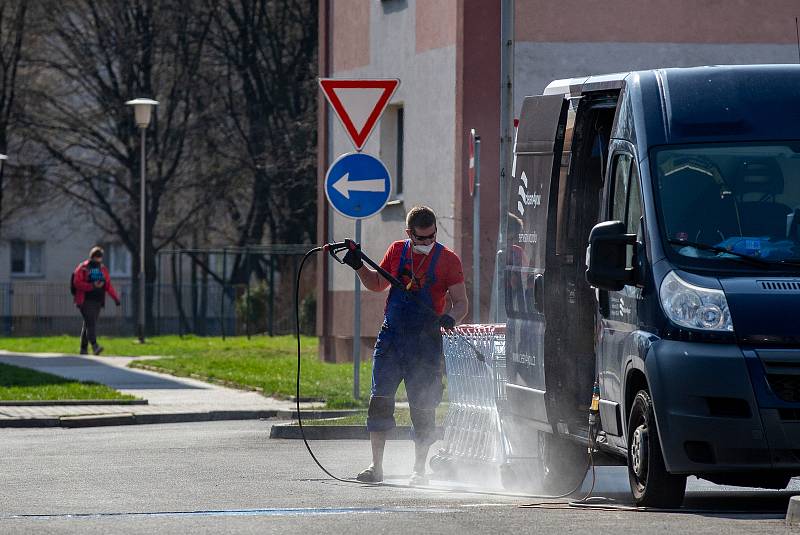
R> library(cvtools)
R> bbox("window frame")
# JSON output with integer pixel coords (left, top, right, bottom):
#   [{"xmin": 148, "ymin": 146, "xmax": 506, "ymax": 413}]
[
  {"xmin": 609, "ymin": 152, "xmax": 632, "ymax": 225},
  {"xmin": 106, "ymin": 242, "xmax": 132, "ymax": 277},
  {"xmin": 396, "ymin": 106, "xmax": 404, "ymax": 197},
  {"xmin": 10, "ymin": 240, "xmax": 44, "ymax": 277},
  {"xmin": 380, "ymin": 103, "xmax": 405, "ymax": 203}
]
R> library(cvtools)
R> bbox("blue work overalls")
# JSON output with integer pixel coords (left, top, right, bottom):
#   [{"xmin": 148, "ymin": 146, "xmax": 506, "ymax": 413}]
[{"xmin": 367, "ymin": 240, "xmax": 445, "ymax": 447}]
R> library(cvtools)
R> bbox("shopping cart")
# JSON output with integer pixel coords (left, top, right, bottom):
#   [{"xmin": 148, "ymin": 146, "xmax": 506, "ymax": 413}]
[{"xmin": 430, "ymin": 324, "xmax": 508, "ymax": 478}]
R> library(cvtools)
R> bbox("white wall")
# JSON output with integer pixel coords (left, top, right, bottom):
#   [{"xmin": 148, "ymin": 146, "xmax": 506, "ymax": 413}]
[
  {"xmin": 328, "ymin": 0, "xmax": 457, "ymax": 294},
  {"xmin": 0, "ymin": 201, "xmax": 98, "ymax": 284},
  {"xmin": 514, "ymin": 42, "xmax": 799, "ymax": 115}
]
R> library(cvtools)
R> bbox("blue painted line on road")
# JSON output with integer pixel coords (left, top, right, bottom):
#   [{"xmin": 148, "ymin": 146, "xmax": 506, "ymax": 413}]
[{"xmin": 7, "ymin": 506, "xmax": 459, "ymax": 520}]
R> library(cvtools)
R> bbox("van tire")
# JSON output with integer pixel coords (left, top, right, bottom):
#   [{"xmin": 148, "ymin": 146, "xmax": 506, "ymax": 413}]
[
  {"xmin": 627, "ymin": 390, "xmax": 686, "ymax": 508},
  {"xmin": 540, "ymin": 431, "xmax": 588, "ymax": 494}
]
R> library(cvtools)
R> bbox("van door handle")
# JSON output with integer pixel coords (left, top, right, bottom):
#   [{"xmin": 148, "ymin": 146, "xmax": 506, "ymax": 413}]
[{"xmin": 533, "ymin": 273, "xmax": 544, "ymax": 313}]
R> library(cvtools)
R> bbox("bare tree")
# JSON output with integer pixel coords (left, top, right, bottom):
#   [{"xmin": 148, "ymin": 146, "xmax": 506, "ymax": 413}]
[
  {"xmin": 207, "ymin": 0, "xmax": 317, "ymax": 284},
  {"xmin": 0, "ymin": 0, "xmax": 31, "ymax": 231},
  {"xmin": 22, "ymin": 0, "xmax": 214, "ymax": 330}
]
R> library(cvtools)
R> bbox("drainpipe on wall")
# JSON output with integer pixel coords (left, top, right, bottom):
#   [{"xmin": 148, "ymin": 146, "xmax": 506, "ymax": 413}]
[
  {"xmin": 317, "ymin": 0, "xmax": 333, "ymax": 361},
  {"xmin": 493, "ymin": 0, "xmax": 514, "ymax": 323}
]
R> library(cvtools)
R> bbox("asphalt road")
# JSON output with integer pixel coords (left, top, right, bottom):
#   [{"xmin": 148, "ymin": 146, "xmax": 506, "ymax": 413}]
[{"xmin": 0, "ymin": 420, "xmax": 795, "ymax": 534}]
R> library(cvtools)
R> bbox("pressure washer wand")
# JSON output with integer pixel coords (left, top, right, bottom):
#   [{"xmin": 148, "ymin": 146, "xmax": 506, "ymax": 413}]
[
  {"xmin": 325, "ymin": 239, "xmax": 412, "ymax": 297},
  {"xmin": 326, "ymin": 240, "xmax": 487, "ymax": 362}
]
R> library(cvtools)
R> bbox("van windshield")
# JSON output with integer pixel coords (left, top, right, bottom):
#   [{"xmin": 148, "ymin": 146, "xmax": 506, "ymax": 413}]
[{"xmin": 652, "ymin": 142, "xmax": 800, "ymax": 269}]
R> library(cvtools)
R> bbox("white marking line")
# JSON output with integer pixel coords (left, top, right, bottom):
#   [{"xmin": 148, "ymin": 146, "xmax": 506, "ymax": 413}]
[{"xmin": 460, "ymin": 503, "xmax": 516, "ymax": 508}]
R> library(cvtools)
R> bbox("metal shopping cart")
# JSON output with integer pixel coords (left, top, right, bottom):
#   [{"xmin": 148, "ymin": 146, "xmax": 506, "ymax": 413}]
[{"xmin": 430, "ymin": 324, "xmax": 508, "ymax": 481}]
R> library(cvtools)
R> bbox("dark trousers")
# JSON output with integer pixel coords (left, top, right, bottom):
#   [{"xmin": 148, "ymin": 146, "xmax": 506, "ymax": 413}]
[{"xmin": 79, "ymin": 300, "xmax": 103, "ymax": 350}]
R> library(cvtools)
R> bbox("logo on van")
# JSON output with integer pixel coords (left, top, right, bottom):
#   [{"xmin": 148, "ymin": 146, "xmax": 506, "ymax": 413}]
[
  {"xmin": 618, "ymin": 297, "xmax": 631, "ymax": 316},
  {"xmin": 516, "ymin": 171, "xmax": 541, "ymax": 216}
]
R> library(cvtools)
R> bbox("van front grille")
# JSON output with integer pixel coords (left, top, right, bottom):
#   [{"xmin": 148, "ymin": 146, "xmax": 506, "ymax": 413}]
[
  {"xmin": 766, "ymin": 374, "xmax": 800, "ymax": 402},
  {"xmin": 759, "ymin": 280, "xmax": 800, "ymax": 291}
]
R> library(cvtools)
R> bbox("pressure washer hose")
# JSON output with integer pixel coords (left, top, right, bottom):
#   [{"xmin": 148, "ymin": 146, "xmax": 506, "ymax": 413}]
[{"xmin": 293, "ymin": 245, "xmax": 597, "ymax": 502}]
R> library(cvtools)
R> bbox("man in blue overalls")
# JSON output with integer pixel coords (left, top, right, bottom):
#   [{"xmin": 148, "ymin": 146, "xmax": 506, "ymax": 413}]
[{"xmin": 342, "ymin": 206, "xmax": 468, "ymax": 485}]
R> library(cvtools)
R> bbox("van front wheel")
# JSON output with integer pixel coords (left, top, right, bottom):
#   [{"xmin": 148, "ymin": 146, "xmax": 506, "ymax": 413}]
[{"xmin": 627, "ymin": 390, "xmax": 686, "ymax": 508}]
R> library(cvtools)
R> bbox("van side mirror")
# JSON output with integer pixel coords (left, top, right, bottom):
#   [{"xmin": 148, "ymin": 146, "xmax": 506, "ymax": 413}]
[{"xmin": 585, "ymin": 220, "xmax": 637, "ymax": 291}]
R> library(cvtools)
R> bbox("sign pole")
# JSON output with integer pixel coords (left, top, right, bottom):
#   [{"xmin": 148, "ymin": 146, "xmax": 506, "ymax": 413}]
[
  {"xmin": 472, "ymin": 135, "xmax": 481, "ymax": 324},
  {"xmin": 353, "ymin": 219, "xmax": 362, "ymax": 400}
]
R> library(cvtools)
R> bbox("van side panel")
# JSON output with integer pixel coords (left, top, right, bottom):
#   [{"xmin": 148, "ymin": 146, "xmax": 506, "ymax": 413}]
[{"xmin": 506, "ymin": 95, "xmax": 569, "ymax": 426}]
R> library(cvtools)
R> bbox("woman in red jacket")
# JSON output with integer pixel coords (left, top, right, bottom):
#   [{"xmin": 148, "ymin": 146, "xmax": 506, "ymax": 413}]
[{"xmin": 72, "ymin": 246, "xmax": 120, "ymax": 355}]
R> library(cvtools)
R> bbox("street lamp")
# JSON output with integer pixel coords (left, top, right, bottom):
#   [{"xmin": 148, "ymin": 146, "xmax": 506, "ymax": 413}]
[
  {"xmin": 125, "ymin": 98, "xmax": 158, "ymax": 343},
  {"xmin": 0, "ymin": 154, "xmax": 8, "ymax": 212}
]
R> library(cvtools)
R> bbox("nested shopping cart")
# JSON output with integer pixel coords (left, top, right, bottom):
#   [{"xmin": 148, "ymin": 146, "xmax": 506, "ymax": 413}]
[{"xmin": 430, "ymin": 324, "xmax": 509, "ymax": 477}]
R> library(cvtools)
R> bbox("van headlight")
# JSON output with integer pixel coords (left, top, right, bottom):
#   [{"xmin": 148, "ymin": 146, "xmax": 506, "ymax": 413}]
[{"xmin": 659, "ymin": 271, "xmax": 733, "ymax": 332}]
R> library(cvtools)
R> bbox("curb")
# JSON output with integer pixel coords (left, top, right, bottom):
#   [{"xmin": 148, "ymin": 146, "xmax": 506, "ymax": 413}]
[
  {"xmin": 269, "ymin": 424, "xmax": 444, "ymax": 440},
  {"xmin": 0, "ymin": 410, "xmax": 280, "ymax": 428},
  {"xmin": 787, "ymin": 496, "xmax": 800, "ymax": 526},
  {"xmin": 0, "ymin": 409, "xmax": 366, "ymax": 429},
  {"xmin": 0, "ymin": 399, "xmax": 149, "ymax": 406},
  {"xmin": 275, "ymin": 409, "xmax": 364, "ymax": 420}
]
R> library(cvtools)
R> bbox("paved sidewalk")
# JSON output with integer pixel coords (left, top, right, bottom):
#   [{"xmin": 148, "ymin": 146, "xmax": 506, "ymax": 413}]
[{"xmin": 0, "ymin": 351, "xmax": 313, "ymax": 427}]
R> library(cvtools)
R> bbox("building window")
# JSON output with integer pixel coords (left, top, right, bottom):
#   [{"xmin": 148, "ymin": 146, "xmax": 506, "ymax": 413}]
[
  {"xmin": 212, "ymin": 252, "xmax": 235, "ymax": 280},
  {"xmin": 107, "ymin": 243, "xmax": 131, "ymax": 277},
  {"xmin": 10, "ymin": 240, "xmax": 43, "ymax": 276},
  {"xmin": 380, "ymin": 104, "xmax": 404, "ymax": 198},
  {"xmin": 396, "ymin": 107, "xmax": 404, "ymax": 196}
]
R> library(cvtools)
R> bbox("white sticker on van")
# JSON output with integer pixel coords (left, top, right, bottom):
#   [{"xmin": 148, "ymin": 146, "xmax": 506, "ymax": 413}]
[
  {"xmin": 516, "ymin": 171, "xmax": 541, "ymax": 216},
  {"xmin": 518, "ymin": 185, "xmax": 541, "ymax": 208},
  {"xmin": 618, "ymin": 297, "xmax": 631, "ymax": 316}
]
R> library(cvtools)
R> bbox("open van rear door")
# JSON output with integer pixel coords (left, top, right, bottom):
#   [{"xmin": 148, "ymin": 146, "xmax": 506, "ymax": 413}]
[{"xmin": 505, "ymin": 94, "xmax": 570, "ymax": 428}]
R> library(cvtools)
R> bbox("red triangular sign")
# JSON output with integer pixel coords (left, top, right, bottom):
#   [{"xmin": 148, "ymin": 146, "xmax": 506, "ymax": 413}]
[{"xmin": 319, "ymin": 79, "xmax": 400, "ymax": 151}]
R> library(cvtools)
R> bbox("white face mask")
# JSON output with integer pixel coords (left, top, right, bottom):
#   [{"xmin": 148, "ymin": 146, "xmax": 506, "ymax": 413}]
[{"xmin": 412, "ymin": 242, "xmax": 435, "ymax": 255}]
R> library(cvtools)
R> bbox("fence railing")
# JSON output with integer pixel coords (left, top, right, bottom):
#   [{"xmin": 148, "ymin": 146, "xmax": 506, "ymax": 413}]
[{"xmin": 0, "ymin": 281, "xmax": 315, "ymax": 338}]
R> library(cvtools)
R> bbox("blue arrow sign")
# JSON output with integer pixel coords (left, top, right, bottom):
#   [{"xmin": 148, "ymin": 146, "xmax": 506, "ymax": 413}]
[{"xmin": 325, "ymin": 153, "xmax": 392, "ymax": 219}]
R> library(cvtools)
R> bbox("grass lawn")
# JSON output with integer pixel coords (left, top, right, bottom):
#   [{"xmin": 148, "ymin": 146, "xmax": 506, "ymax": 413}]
[
  {"xmin": 0, "ymin": 362, "xmax": 136, "ymax": 401},
  {"xmin": 0, "ymin": 335, "xmax": 375, "ymax": 407}
]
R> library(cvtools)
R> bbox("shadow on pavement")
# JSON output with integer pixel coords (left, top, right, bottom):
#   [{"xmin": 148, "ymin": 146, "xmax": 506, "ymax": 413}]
[
  {"xmin": 681, "ymin": 490, "xmax": 798, "ymax": 519},
  {"xmin": 0, "ymin": 355, "xmax": 205, "ymax": 390}
]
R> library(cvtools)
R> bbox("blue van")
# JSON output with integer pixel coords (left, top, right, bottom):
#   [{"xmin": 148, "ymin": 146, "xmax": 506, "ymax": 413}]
[{"xmin": 504, "ymin": 65, "xmax": 800, "ymax": 507}]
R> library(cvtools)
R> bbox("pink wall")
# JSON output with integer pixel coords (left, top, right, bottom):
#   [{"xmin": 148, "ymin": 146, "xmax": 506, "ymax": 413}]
[
  {"xmin": 454, "ymin": 0, "xmax": 501, "ymax": 322},
  {"xmin": 416, "ymin": 0, "xmax": 458, "ymax": 53},
  {"xmin": 332, "ymin": 0, "xmax": 370, "ymax": 72},
  {"xmin": 516, "ymin": 0, "xmax": 800, "ymax": 43}
]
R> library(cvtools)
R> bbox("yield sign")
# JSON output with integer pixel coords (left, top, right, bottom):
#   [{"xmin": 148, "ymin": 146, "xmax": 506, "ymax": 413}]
[{"xmin": 319, "ymin": 79, "xmax": 400, "ymax": 151}]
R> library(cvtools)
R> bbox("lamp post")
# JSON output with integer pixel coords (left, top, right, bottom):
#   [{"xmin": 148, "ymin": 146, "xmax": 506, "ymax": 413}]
[
  {"xmin": 125, "ymin": 98, "xmax": 159, "ymax": 343},
  {"xmin": 0, "ymin": 153, "xmax": 7, "ymax": 226},
  {"xmin": 0, "ymin": 153, "xmax": 8, "ymax": 222},
  {"xmin": 0, "ymin": 153, "xmax": 8, "ymax": 184}
]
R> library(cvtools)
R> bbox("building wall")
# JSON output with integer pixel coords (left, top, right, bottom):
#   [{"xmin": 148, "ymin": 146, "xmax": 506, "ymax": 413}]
[
  {"xmin": 322, "ymin": 0, "xmax": 460, "ymax": 360},
  {"xmin": 513, "ymin": 0, "xmax": 800, "ymax": 112},
  {"xmin": 319, "ymin": 0, "xmax": 800, "ymax": 361},
  {"xmin": 0, "ymin": 202, "xmax": 134, "ymax": 288}
]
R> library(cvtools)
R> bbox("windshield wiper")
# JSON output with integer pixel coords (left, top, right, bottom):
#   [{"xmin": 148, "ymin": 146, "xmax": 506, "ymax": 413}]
[
  {"xmin": 667, "ymin": 238, "xmax": 771, "ymax": 268},
  {"xmin": 776, "ymin": 258, "xmax": 800, "ymax": 267}
]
